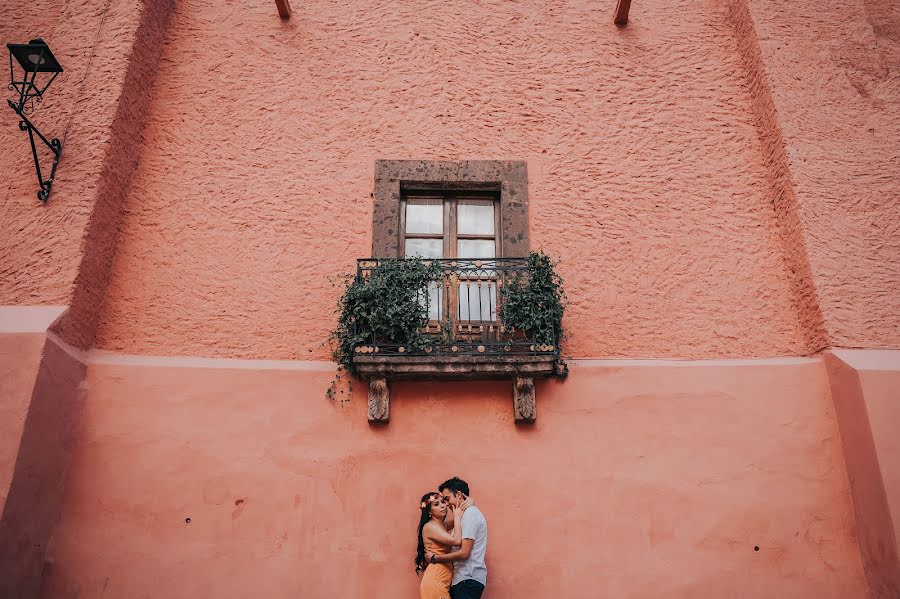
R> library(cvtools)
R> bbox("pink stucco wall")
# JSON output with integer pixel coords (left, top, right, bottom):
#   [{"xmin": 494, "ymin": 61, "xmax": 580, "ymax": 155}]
[
  {"xmin": 40, "ymin": 357, "xmax": 865, "ymax": 598},
  {"xmin": 0, "ymin": 313, "xmax": 86, "ymax": 598},
  {"xmin": 0, "ymin": 0, "xmax": 171, "ymax": 349},
  {"xmin": 2, "ymin": 0, "xmax": 896, "ymax": 358},
  {"xmin": 94, "ymin": 0, "xmax": 823, "ymax": 361},
  {"xmin": 0, "ymin": 307, "xmax": 68, "ymax": 514},
  {"xmin": 826, "ymin": 350, "xmax": 900, "ymax": 596},
  {"xmin": 0, "ymin": 0, "xmax": 898, "ymax": 597},
  {"xmin": 0, "ymin": 335, "xmax": 46, "ymax": 514},
  {"xmin": 745, "ymin": 0, "xmax": 900, "ymax": 349}
]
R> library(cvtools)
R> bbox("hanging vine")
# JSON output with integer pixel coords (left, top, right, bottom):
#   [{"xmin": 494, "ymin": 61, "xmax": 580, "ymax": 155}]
[
  {"xmin": 499, "ymin": 252, "xmax": 568, "ymax": 377},
  {"xmin": 331, "ymin": 258, "xmax": 440, "ymax": 376}
]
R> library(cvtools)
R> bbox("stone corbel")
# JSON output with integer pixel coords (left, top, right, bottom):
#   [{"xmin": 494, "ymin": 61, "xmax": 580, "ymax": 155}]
[
  {"xmin": 368, "ymin": 377, "xmax": 390, "ymax": 423},
  {"xmin": 368, "ymin": 375, "xmax": 537, "ymax": 423},
  {"xmin": 513, "ymin": 376, "xmax": 536, "ymax": 422}
]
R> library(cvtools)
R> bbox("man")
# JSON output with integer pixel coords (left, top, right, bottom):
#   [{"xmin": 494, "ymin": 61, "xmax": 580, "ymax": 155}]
[{"xmin": 426, "ymin": 477, "xmax": 488, "ymax": 599}]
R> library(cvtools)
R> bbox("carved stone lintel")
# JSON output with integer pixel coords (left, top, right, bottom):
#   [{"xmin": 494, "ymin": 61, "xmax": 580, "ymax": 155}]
[
  {"xmin": 513, "ymin": 376, "xmax": 536, "ymax": 422},
  {"xmin": 368, "ymin": 378, "xmax": 390, "ymax": 423}
]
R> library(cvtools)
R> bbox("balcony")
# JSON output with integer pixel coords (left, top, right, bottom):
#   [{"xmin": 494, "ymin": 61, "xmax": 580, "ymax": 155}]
[{"xmin": 336, "ymin": 255, "xmax": 564, "ymax": 423}]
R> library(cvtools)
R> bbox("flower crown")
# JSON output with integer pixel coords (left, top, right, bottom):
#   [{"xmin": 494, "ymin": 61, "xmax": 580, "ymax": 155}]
[{"xmin": 420, "ymin": 493, "xmax": 440, "ymax": 509}]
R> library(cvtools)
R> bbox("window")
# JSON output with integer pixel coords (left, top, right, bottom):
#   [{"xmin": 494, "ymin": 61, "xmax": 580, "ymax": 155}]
[
  {"xmin": 402, "ymin": 190, "xmax": 500, "ymax": 322},
  {"xmin": 403, "ymin": 191, "xmax": 499, "ymax": 260},
  {"xmin": 372, "ymin": 160, "xmax": 530, "ymax": 260}
]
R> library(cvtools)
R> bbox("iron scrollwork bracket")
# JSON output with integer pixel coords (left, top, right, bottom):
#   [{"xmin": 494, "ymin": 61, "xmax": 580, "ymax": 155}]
[{"xmin": 7, "ymin": 98, "xmax": 61, "ymax": 202}]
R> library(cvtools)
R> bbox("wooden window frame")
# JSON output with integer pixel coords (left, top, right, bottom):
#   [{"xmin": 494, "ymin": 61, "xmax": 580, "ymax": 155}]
[{"xmin": 400, "ymin": 190, "xmax": 501, "ymax": 260}]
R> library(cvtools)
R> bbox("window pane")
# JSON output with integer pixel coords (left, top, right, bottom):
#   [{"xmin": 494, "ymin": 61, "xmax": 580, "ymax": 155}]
[
  {"xmin": 405, "ymin": 238, "xmax": 443, "ymax": 258},
  {"xmin": 406, "ymin": 198, "xmax": 443, "ymax": 234},
  {"xmin": 457, "ymin": 238, "xmax": 495, "ymax": 258},
  {"xmin": 458, "ymin": 281, "xmax": 497, "ymax": 321},
  {"xmin": 423, "ymin": 281, "xmax": 442, "ymax": 321},
  {"xmin": 457, "ymin": 200, "xmax": 495, "ymax": 235}
]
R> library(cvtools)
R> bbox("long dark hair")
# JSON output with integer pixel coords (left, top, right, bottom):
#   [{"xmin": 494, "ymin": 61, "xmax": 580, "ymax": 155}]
[{"xmin": 415, "ymin": 492, "xmax": 439, "ymax": 574}]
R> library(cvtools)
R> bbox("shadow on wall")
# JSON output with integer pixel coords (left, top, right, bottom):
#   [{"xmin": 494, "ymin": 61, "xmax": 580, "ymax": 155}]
[{"xmin": 0, "ymin": 335, "xmax": 86, "ymax": 599}]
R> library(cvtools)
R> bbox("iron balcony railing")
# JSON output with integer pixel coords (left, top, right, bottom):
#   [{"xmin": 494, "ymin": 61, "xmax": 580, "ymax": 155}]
[{"xmin": 352, "ymin": 257, "xmax": 559, "ymax": 358}]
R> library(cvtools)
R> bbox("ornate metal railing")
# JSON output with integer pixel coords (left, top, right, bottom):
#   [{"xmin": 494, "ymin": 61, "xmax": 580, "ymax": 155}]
[{"xmin": 352, "ymin": 257, "xmax": 559, "ymax": 357}]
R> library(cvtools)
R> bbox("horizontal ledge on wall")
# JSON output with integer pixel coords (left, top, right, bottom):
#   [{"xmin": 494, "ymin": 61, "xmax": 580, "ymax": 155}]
[
  {"xmin": 86, "ymin": 351, "xmax": 338, "ymax": 371},
  {"xmin": 826, "ymin": 349, "xmax": 900, "ymax": 372},
  {"xmin": 80, "ymin": 352, "xmax": 825, "ymax": 371},
  {"xmin": 573, "ymin": 356, "xmax": 821, "ymax": 368},
  {"xmin": 0, "ymin": 305, "xmax": 68, "ymax": 333}
]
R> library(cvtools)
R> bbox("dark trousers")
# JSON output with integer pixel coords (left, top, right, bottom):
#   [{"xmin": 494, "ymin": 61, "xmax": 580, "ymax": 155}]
[{"xmin": 449, "ymin": 579, "xmax": 485, "ymax": 599}]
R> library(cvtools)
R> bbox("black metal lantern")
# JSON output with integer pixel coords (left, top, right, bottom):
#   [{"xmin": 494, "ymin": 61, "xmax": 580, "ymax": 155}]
[{"xmin": 7, "ymin": 38, "xmax": 63, "ymax": 202}]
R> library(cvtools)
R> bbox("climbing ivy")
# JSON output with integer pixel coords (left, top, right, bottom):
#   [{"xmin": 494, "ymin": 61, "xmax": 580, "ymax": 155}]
[
  {"xmin": 499, "ymin": 251, "xmax": 567, "ymax": 376},
  {"xmin": 332, "ymin": 258, "xmax": 440, "ymax": 375}
]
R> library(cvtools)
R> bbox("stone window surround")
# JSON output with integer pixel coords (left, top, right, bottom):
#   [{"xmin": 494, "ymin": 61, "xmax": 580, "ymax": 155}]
[{"xmin": 372, "ymin": 160, "xmax": 529, "ymax": 258}]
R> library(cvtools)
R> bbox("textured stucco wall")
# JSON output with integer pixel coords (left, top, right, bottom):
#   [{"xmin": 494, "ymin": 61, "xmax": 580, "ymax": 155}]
[
  {"xmin": 0, "ymin": 0, "xmax": 172, "ymax": 350},
  {"xmin": 94, "ymin": 0, "xmax": 824, "ymax": 360},
  {"xmin": 40, "ymin": 358, "xmax": 865, "ymax": 598},
  {"xmin": 745, "ymin": 0, "xmax": 900, "ymax": 349},
  {"xmin": 1, "ymin": 0, "xmax": 137, "ymax": 305}
]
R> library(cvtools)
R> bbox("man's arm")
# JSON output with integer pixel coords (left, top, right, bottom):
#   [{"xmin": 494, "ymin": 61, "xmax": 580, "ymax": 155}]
[{"xmin": 430, "ymin": 538, "xmax": 474, "ymax": 564}]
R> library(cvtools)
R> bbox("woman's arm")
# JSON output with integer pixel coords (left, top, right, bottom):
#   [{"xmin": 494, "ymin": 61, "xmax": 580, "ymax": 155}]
[
  {"xmin": 431, "ymin": 539, "xmax": 474, "ymax": 564},
  {"xmin": 423, "ymin": 509, "xmax": 463, "ymax": 548}
]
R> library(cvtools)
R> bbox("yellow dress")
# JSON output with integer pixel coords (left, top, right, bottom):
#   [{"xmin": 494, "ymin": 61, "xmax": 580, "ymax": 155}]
[{"xmin": 419, "ymin": 539, "xmax": 453, "ymax": 599}]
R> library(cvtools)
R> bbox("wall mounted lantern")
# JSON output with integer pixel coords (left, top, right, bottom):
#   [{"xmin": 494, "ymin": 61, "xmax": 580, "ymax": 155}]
[{"xmin": 6, "ymin": 38, "xmax": 63, "ymax": 202}]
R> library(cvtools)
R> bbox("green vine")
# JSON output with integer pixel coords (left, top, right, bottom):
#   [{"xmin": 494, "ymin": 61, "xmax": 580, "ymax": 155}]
[
  {"xmin": 500, "ymin": 252, "xmax": 568, "ymax": 377},
  {"xmin": 332, "ymin": 258, "xmax": 440, "ymax": 376}
]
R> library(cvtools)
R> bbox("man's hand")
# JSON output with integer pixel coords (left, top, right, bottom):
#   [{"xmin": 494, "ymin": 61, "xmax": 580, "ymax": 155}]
[{"xmin": 425, "ymin": 551, "xmax": 435, "ymax": 564}]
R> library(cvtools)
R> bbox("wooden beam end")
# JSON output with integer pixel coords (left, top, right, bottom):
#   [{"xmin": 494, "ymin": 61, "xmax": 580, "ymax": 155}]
[
  {"xmin": 275, "ymin": 0, "xmax": 292, "ymax": 19},
  {"xmin": 614, "ymin": 0, "xmax": 632, "ymax": 26}
]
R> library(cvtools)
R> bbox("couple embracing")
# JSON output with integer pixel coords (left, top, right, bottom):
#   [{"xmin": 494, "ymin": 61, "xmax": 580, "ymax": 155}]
[{"xmin": 416, "ymin": 477, "xmax": 487, "ymax": 599}]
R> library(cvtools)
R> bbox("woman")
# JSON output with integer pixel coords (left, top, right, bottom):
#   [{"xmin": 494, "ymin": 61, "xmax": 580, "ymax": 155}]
[{"xmin": 415, "ymin": 492, "xmax": 469, "ymax": 599}]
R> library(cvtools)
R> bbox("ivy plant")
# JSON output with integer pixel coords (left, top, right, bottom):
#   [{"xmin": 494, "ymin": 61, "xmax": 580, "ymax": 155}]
[
  {"xmin": 499, "ymin": 252, "xmax": 567, "ymax": 375},
  {"xmin": 332, "ymin": 258, "xmax": 440, "ymax": 375}
]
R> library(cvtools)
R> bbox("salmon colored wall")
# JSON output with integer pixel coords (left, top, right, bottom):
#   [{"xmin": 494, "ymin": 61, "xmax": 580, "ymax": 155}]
[
  {"xmin": 0, "ymin": 0, "xmax": 171, "ymax": 350},
  {"xmin": 744, "ymin": 0, "xmax": 900, "ymax": 349},
  {"xmin": 0, "ymin": 1, "xmax": 897, "ymax": 598},
  {"xmin": 40, "ymin": 357, "xmax": 866, "ymax": 598},
  {"xmin": 826, "ymin": 350, "xmax": 900, "ymax": 597},
  {"xmin": 0, "ymin": 335, "xmax": 46, "ymax": 513},
  {"xmin": 94, "ymin": 0, "xmax": 822, "ymax": 361},
  {"xmin": 0, "ymin": 330, "xmax": 86, "ymax": 598},
  {"xmin": 861, "ymin": 366, "xmax": 900, "ymax": 555},
  {"xmin": 1, "ymin": 0, "xmax": 895, "ymax": 359},
  {"xmin": 0, "ymin": 306, "xmax": 67, "ymax": 513}
]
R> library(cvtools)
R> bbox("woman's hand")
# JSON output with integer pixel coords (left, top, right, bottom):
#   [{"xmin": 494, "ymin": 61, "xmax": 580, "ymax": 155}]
[{"xmin": 458, "ymin": 497, "xmax": 474, "ymax": 511}]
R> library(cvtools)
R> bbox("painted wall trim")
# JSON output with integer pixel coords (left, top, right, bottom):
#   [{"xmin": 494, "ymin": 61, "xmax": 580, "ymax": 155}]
[
  {"xmin": 87, "ymin": 350, "xmax": 339, "ymax": 371},
  {"xmin": 828, "ymin": 348, "xmax": 900, "ymax": 372},
  {"xmin": 84, "ymin": 350, "xmax": 821, "ymax": 371},
  {"xmin": 0, "ymin": 306, "xmax": 68, "ymax": 334},
  {"xmin": 572, "ymin": 356, "xmax": 819, "ymax": 368}
]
